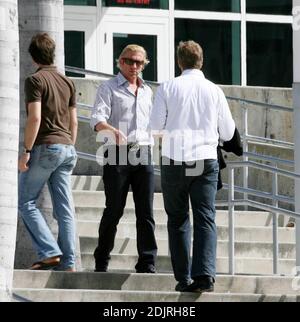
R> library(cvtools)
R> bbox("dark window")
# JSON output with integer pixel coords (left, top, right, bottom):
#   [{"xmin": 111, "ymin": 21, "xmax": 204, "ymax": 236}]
[
  {"xmin": 113, "ymin": 33, "xmax": 157, "ymax": 81},
  {"xmin": 103, "ymin": 0, "xmax": 169, "ymax": 9},
  {"xmin": 65, "ymin": 31, "xmax": 85, "ymax": 77},
  {"xmin": 247, "ymin": 22, "xmax": 292, "ymax": 87},
  {"xmin": 64, "ymin": 0, "xmax": 96, "ymax": 6},
  {"xmin": 246, "ymin": 0, "xmax": 292, "ymax": 15},
  {"xmin": 175, "ymin": 0, "xmax": 240, "ymax": 12},
  {"xmin": 175, "ymin": 19, "xmax": 241, "ymax": 85}
]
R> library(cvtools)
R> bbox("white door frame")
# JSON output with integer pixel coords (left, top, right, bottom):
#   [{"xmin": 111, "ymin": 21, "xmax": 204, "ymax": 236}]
[
  {"xmin": 99, "ymin": 11, "xmax": 169, "ymax": 82},
  {"xmin": 64, "ymin": 6, "xmax": 99, "ymax": 72}
]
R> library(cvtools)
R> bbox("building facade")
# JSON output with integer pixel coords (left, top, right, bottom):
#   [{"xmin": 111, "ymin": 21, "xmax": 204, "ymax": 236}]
[{"xmin": 64, "ymin": 0, "xmax": 293, "ymax": 87}]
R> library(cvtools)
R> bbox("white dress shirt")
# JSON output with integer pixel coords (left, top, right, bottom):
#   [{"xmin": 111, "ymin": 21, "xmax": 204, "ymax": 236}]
[
  {"xmin": 150, "ymin": 69, "xmax": 235, "ymax": 162},
  {"xmin": 90, "ymin": 72, "xmax": 153, "ymax": 145}
]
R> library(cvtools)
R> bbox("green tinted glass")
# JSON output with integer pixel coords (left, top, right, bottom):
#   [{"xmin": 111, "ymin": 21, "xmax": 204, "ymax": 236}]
[
  {"xmin": 175, "ymin": 0, "xmax": 240, "ymax": 12},
  {"xmin": 247, "ymin": 22, "xmax": 292, "ymax": 87},
  {"xmin": 65, "ymin": 31, "xmax": 85, "ymax": 77},
  {"xmin": 246, "ymin": 0, "xmax": 292, "ymax": 15},
  {"xmin": 64, "ymin": 0, "xmax": 96, "ymax": 6},
  {"xmin": 175, "ymin": 19, "xmax": 241, "ymax": 85}
]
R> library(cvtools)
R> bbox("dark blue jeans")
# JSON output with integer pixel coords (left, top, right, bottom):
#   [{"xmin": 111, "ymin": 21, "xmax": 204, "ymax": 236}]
[
  {"xmin": 161, "ymin": 158, "xmax": 219, "ymax": 284},
  {"xmin": 94, "ymin": 146, "xmax": 157, "ymax": 271}
]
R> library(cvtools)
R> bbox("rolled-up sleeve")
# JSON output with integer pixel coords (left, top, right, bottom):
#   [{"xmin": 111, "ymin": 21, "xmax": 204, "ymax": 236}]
[
  {"xmin": 217, "ymin": 87, "xmax": 235, "ymax": 142},
  {"xmin": 150, "ymin": 84, "xmax": 168, "ymax": 131},
  {"xmin": 90, "ymin": 83, "xmax": 112, "ymax": 130}
]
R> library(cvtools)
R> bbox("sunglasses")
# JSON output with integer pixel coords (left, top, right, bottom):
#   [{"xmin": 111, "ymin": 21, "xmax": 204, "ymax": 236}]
[{"xmin": 122, "ymin": 57, "xmax": 145, "ymax": 67}]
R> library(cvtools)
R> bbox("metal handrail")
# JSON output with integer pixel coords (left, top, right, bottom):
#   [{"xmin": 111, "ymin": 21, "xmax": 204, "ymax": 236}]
[
  {"xmin": 227, "ymin": 160, "xmax": 300, "ymax": 179},
  {"xmin": 77, "ymin": 103, "xmax": 92, "ymax": 111},
  {"xmin": 226, "ymin": 96, "xmax": 292, "ymax": 112},
  {"xmin": 66, "ymin": 66, "xmax": 113, "ymax": 79},
  {"xmin": 227, "ymin": 160, "xmax": 300, "ymax": 275},
  {"xmin": 78, "ymin": 115, "xmax": 90, "ymax": 123},
  {"xmin": 222, "ymin": 183, "xmax": 294, "ymax": 205},
  {"xmin": 245, "ymin": 134, "xmax": 294, "ymax": 149},
  {"xmin": 77, "ymin": 151, "xmax": 97, "ymax": 162},
  {"xmin": 244, "ymin": 151, "xmax": 294, "ymax": 167},
  {"xmin": 65, "ymin": 65, "xmax": 159, "ymax": 86}
]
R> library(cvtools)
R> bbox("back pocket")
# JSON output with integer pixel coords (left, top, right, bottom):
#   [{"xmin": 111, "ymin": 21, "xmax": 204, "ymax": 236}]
[{"xmin": 38, "ymin": 144, "xmax": 62, "ymax": 170}]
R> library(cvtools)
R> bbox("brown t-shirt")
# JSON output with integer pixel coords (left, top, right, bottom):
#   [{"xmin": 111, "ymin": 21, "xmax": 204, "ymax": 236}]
[{"xmin": 24, "ymin": 66, "xmax": 76, "ymax": 145}]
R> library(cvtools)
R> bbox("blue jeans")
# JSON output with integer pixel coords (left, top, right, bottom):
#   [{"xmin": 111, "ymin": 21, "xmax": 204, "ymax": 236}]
[
  {"xmin": 18, "ymin": 144, "xmax": 77, "ymax": 269},
  {"xmin": 161, "ymin": 158, "xmax": 219, "ymax": 284}
]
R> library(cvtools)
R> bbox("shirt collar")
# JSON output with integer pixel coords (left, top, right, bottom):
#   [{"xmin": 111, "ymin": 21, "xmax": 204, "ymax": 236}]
[
  {"xmin": 117, "ymin": 72, "xmax": 145, "ymax": 88},
  {"xmin": 36, "ymin": 65, "xmax": 57, "ymax": 72},
  {"xmin": 182, "ymin": 69, "xmax": 204, "ymax": 78}
]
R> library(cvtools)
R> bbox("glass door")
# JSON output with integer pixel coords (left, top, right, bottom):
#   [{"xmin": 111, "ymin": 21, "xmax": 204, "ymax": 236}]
[
  {"xmin": 113, "ymin": 33, "xmax": 157, "ymax": 81},
  {"xmin": 65, "ymin": 31, "xmax": 85, "ymax": 77},
  {"xmin": 100, "ymin": 20, "xmax": 168, "ymax": 82}
]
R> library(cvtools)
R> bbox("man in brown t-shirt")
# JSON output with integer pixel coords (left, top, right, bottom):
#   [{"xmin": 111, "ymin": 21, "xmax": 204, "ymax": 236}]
[{"xmin": 18, "ymin": 33, "xmax": 78, "ymax": 271}]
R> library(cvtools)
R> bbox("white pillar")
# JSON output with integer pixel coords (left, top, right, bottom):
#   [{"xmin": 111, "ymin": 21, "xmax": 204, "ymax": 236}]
[
  {"xmin": 0, "ymin": 0, "xmax": 19, "ymax": 301},
  {"xmin": 293, "ymin": 0, "xmax": 300, "ymax": 270}
]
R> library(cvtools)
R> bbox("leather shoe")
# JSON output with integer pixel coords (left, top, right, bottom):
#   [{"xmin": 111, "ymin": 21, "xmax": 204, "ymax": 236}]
[
  {"xmin": 95, "ymin": 265, "xmax": 108, "ymax": 272},
  {"xmin": 185, "ymin": 276, "xmax": 214, "ymax": 293},
  {"xmin": 136, "ymin": 265, "xmax": 156, "ymax": 273},
  {"xmin": 29, "ymin": 255, "xmax": 61, "ymax": 270},
  {"xmin": 175, "ymin": 281, "xmax": 192, "ymax": 292}
]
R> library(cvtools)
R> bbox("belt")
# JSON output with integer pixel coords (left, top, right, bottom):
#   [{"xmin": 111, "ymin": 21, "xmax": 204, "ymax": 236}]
[{"xmin": 127, "ymin": 142, "xmax": 140, "ymax": 152}]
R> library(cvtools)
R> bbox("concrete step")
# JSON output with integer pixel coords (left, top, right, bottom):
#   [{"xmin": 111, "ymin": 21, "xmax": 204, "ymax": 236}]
[
  {"xmin": 72, "ymin": 175, "xmax": 104, "ymax": 191},
  {"xmin": 13, "ymin": 288, "xmax": 298, "ymax": 302},
  {"xmin": 76, "ymin": 206, "xmax": 167, "ymax": 223},
  {"xmin": 80, "ymin": 237, "xmax": 296, "ymax": 259},
  {"xmin": 76, "ymin": 207, "xmax": 280, "ymax": 227},
  {"xmin": 73, "ymin": 191, "xmax": 165, "ymax": 208},
  {"xmin": 77, "ymin": 220, "xmax": 295, "ymax": 243},
  {"xmin": 13, "ymin": 270, "xmax": 299, "ymax": 295},
  {"xmin": 81, "ymin": 253, "xmax": 295, "ymax": 275}
]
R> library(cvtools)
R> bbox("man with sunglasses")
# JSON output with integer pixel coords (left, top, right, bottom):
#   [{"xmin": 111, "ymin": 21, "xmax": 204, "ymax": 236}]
[{"xmin": 90, "ymin": 44, "xmax": 157, "ymax": 273}]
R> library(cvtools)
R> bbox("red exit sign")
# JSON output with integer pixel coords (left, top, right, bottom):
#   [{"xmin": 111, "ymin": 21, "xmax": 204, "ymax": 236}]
[
  {"xmin": 116, "ymin": 0, "xmax": 150, "ymax": 4},
  {"xmin": 104, "ymin": 0, "xmax": 168, "ymax": 9}
]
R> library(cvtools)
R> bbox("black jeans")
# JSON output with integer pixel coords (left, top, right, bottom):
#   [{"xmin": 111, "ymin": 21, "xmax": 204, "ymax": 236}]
[{"xmin": 94, "ymin": 146, "xmax": 157, "ymax": 271}]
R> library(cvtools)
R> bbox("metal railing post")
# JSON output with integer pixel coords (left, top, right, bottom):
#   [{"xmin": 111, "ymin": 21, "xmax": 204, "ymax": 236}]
[
  {"xmin": 228, "ymin": 167, "xmax": 235, "ymax": 275},
  {"xmin": 242, "ymin": 103, "xmax": 248, "ymax": 210},
  {"xmin": 272, "ymin": 165, "xmax": 279, "ymax": 274}
]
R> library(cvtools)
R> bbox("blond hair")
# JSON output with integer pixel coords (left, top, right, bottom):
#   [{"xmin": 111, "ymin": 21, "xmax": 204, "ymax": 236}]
[
  {"xmin": 177, "ymin": 40, "xmax": 203, "ymax": 70},
  {"xmin": 117, "ymin": 44, "xmax": 150, "ymax": 69}
]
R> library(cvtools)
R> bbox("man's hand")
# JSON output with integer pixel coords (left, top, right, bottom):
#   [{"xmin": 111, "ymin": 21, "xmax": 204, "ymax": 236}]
[
  {"xmin": 18, "ymin": 153, "xmax": 30, "ymax": 172},
  {"xmin": 114, "ymin": 129, "xmax": 127, "ymax": 145},
  {"xmin": 94, "ymin": 122, "xmax": 127, "ymax": 145}
]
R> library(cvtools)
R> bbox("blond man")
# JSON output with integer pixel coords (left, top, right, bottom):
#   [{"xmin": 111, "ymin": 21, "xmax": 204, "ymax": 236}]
[{"xmin": 90, "ymin": 45, "xmax": 157, "ymax": 273}]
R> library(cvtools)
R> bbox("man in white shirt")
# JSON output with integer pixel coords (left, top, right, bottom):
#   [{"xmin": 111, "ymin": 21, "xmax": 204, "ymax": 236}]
[{"xmin": 151, "ymin": 40, "xmax": 235, "ymax": 292}]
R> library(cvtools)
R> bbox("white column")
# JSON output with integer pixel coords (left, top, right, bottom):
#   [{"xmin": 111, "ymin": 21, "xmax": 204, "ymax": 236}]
[
  {"xmin": 168, "ymin": 0, "xmax": 175, "ymax": 79},
  {"xmin": 293, "ymin": 0, "xmax": 300, "ymax": 270},
  {"xmin": 240, "ymin": 0, "xmax": 247, "ymax": 86},
  {"xmin": 0, "ymin": 0, "xmax": 19, "ymax": 301}
]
